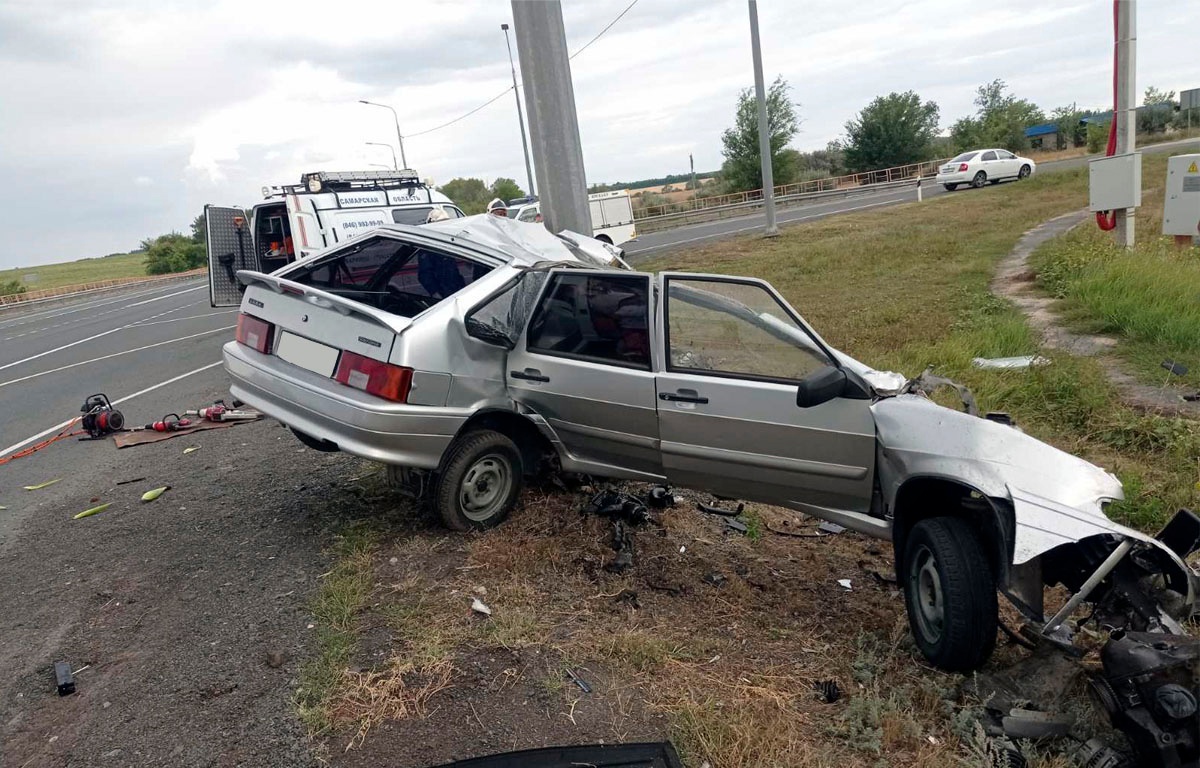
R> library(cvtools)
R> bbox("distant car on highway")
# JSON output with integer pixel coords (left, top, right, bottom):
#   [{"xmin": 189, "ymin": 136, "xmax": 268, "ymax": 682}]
[{"xmin": 936, "ymin": 149, "xmax": 1035, "ymax": 190}]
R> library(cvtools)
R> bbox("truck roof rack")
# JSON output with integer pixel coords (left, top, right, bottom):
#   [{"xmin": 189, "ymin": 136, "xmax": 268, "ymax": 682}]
[{"xmin": 294, "ymin": 169, "xmax": 423, "ymax": 194}]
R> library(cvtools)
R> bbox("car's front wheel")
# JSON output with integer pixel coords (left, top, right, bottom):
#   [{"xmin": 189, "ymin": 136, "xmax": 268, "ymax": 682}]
[
  {"xmin": 902, "ymin": 517, "xmax": 997, "ymax": 671},
  {"xmin": 1018, "ymin": 164, "xmax": 1032, "ymax": 180},
  {"xmin": 943, "ymin": 183, "xmax": 957, "ymax": 191},
  {"xmin": 435, "ymin": 430, "xmax": 524, "ymax": 531},
  {"xmin": 972, "ymin": 171, "xmax": 987, "ymax": 188}
]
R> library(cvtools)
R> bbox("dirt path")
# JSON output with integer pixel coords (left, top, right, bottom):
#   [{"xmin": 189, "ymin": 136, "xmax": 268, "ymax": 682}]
[{"xmin": 991, "ymin": 209, "xmax": 1200, "ymax": 419}]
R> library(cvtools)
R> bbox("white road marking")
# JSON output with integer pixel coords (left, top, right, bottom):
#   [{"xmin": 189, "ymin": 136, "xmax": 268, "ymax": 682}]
[
  {"xmin": 129, "ymin": 310, "xmax": 236, "ymax": 327},
  {"xmin": 124, "ymin": 285, "xmax": 205, "ymax": 308},
  {"xmin": 0, "ymin": 360, "xmax": 224, "ymax": 460},
  {"xmin": 0, "ymin": 280, "xmax": 205, "ymax": 331},
  {"xmin": 0, "ymin": 326, "xmax": 234, "ymax": 389}
]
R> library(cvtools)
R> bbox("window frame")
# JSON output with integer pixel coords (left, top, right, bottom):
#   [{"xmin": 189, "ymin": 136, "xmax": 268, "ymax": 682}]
[
  {"xmin": 523, "ymin": 269, "xmax": 654, "ymax": 372},
  {"xmin": 997, "ymin": 150, "xmax": 1016, "ymax": 160},
  {"xmin": 661, "ymin": 274, "xmax": 838, "ymax": 387},
  {"xmin": 981, "ymin": 150, "xmax": 998, "ymax": 161}
]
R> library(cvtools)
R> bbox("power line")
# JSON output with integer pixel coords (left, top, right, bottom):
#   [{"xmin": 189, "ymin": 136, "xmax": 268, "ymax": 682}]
[{"xmin": 402, "ymin": 0, "xmax": 640, "ymax": 140}]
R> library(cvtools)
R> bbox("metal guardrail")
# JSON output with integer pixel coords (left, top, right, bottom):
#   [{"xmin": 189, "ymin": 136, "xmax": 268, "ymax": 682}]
[
  {"xmin": 0, "ymin": 268, "xmax": 207, "ymax": 310},
  {"xmin": 633, "ymin": 157, "xmax": 950, "ymax": 228}
]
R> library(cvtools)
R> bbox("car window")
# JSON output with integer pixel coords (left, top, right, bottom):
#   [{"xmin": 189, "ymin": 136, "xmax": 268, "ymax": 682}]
[
  {"xmin": 391, "ymin": 207, "xmax": 436, "ymax": 226},
  {"xmin": 288, "ymin": 236, "xmax": 491, "ymax": 316},
  {"xmin": 466, "ymin": 271, "xmax": 548, "ymax": 348},
  {"xmin": 951, "ymin": 152, "xmax": 979, "ymax": 162},
  {"xmin": 981, "ymin": 150, "xmax": 997, "ymax": 161},
  {"xmin": 997, "ymin": 150, "xmax": 1016, "ymax": 160},
  {"xmin": 526, "ymin": 273, "xmax": 651, "ymax": 369},
  {"xmin": 665, "ymin": 277, "xmax": 830, "ymax": 383}
]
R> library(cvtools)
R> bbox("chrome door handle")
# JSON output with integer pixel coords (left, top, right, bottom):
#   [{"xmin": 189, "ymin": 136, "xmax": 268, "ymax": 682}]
[
  {"xmin": 659, "ymin": 391, "xmax": 708, "ymax": 404},
  {"xmin": 510, "ymin": 368, "xmax": 550, "ymax": 383}
]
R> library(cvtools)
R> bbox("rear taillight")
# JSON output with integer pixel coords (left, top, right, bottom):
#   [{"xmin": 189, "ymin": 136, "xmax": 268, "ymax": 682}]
[
  {"xmin": 236, "ymin": 313, "xmax": 274, "ymax": 354},
  {"xmin": 958, "ymin": 162, "xmax": 969, "ymax": 172},
  {"xmin": 334, "ymin": 352, "xmax": 413, "ymax": 402}
]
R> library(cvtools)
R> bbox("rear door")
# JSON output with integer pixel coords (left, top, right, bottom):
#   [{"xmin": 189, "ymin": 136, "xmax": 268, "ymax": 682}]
[
  {"xmin": 655, "ymin": 274, "xmax": 876, "ymax": 513},
  {"xmin": 206, "ymin": 205, "xmax": 256, "ymax": 307},
  {"xmin": 505, "ymin": 268, "xmax": 662, "ymax": 480}
]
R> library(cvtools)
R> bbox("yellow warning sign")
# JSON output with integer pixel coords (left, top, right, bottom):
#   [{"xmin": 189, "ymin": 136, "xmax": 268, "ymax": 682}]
[{"xmin": 1189, "ymin": 161, "xmax": 1199, "ymax": 173}]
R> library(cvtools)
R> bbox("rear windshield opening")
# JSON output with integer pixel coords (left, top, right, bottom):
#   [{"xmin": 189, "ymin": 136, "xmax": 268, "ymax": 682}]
[{"xmin": 288, "ymin": 237, "xmax": 492, "ymax": 318}]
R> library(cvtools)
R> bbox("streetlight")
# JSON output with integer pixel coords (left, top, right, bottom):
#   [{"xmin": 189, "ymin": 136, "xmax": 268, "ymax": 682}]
[
  {"xmin": 365, "ymin": 142, "xmax": 398, "ymax": 170},
  {"xmin": 358, "ymin": 100, "xmax": 408, "ymax": 168},
  {"xmin": 367, "ymin": 163, "xmax": 391, "ymax": 170},
  {"xmin": 501, "ymin": 22, "xmax": 536, "ymax": 197}
]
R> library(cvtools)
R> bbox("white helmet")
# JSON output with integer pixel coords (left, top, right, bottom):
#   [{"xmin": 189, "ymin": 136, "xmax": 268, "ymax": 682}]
[
  {"xmin": 487, "ymin": 197, "xmax": 508, "ymax": 215},
  {"xmin": 425, "ymin": 208, "xmax": 450, "ymax": 223}
]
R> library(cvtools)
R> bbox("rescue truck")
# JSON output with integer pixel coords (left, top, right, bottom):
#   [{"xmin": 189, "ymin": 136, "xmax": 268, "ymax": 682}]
[
  {"xmin": 206, "ymin": 169, "xmax": 464, "ymax": 307},
  {"xmin": 505, "ymin": 189, "xmax": 636, "ymax": 246}
]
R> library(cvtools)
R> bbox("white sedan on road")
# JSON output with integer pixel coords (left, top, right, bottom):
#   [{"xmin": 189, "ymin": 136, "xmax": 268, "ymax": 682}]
[{"xmin": 936, "ymin": 149, "xmax": 1036, "ymax": 190}]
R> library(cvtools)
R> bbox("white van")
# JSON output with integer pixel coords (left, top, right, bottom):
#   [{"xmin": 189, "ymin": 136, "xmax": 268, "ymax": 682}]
[
  {"xmin": 206, "ymin": 170, "xmax": 465, "ymax": 307},
  {"xmin": 507, "ymin": 189, "xmax": 636, "ymax": 246}
]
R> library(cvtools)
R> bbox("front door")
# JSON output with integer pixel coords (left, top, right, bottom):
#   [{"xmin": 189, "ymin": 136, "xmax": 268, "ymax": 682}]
[
  {"xmin": 506, "ymin": 269, "xmax": 662, "ymax": 480},
  {"xmin": 206, "ymin": 205, "xmax": 256, "ymax": 307},
  {"xmin": 655, "ymin": 274, "xmax": 876, "ymax": 513}
]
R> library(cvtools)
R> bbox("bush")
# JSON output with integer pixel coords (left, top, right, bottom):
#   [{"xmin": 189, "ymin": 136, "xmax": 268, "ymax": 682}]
[
  {"xmin": 1, "ymin": 279, "xmax": 27, "ymax": 297},
  {"xmin": 143, "ymin": 233, "xmax": 205, "ymax": 275},
  {"xmin": 1086, "ymin": 121, "xmax": 1110, "ymax": 153}
]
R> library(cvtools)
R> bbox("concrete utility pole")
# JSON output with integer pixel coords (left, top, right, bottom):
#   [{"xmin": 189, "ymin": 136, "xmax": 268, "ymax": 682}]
[
  {"xmin": 1114, "ymin": 0, "xmax": 1137, "ymax": 248},
  {"xmin": 689, "ymin": 153, "xmax": 698, "ymax": 196},
  {"xmin": 511, "ymin": 0, "xmax": 590, "ymax": 236},
  {"xmin": 748, "ymin": 0, "xmax": 778, "ymax": 236},
  {"xmin": 501, "ymin": 23, "xmax": 536, "ymax": 197}
]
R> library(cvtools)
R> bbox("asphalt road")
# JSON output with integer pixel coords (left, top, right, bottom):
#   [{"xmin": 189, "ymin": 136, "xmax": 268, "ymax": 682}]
[{"xmin": 622, "ymin": 137, "xmax": 1200, "ymax": 259}]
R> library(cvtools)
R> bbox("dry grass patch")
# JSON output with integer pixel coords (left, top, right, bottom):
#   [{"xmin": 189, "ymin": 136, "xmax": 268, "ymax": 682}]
[{"xmin": 330, "ymin": 657, "xmax": 455, "ymax": 750}]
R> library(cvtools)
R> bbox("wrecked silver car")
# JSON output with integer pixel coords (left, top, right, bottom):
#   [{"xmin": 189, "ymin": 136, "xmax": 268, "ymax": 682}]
[{"xmin": 220, "ymin": 214, "xmax": 1198, "ymax": 672}]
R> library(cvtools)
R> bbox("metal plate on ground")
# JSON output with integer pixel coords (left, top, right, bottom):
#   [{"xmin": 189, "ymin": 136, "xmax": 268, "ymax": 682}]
[{"xmin": 275, "ymin": 332, "xmax": 339, "ymax": 377}]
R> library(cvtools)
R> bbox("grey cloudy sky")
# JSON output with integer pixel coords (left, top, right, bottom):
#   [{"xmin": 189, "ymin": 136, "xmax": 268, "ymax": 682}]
[{"xmin": 0, "ymin": 0, "xmax": 1194, "ymax": 269}]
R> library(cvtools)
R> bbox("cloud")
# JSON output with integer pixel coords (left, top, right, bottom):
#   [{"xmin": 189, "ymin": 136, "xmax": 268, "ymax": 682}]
[{"xmin": 0, "ymin": 0, "xmax": 1194, "ymax": 268}]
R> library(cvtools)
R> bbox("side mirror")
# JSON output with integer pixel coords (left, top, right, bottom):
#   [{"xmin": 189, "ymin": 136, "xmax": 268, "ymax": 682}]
[{"xmin": 796, "ymin": 366, "xmax": 871, "ymax": 407}]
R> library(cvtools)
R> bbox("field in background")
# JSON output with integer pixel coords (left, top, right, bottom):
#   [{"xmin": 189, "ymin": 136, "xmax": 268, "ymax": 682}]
[{"xmin": 0, "ymin": 250, "xmax": 147, "ymax": 292}]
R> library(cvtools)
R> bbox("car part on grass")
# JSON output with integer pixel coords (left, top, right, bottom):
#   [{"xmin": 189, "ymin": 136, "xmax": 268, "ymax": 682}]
[
  {"xmin": 79, "ymin": 393, "xmax": 125, "ymax": 439},
  {"xmin": 1088, "ymin": 630, "xmax": 1200, "ymax": 768},
  {"xmin": 565, "ymin": 668, "xmax": 592, "ymax": 694},
  {"xmin": 818, "ymin": 521, "xmax": 846, "ymax": 535},
  {"xmin": 724, "ymin": 517, "xmax": 748, "ymax": 535},
  {"xmin": 583, "ymin": 489, "xmax": 651, "ymax": 526},
  {"xmin": 903, "ymin": 367, "xmax": 979, "ymax": 415},
  {"xmin": 1000, "ymin": 707, "xmax": 1073, "ymax": 739},
  {"xmin": 646, "ymin": 485, "xmax": 675, "ymax": 508},
  {"xmin": 470, "ymin": 598, "xmax": 492, "ymax": 616},
  {"xmin": 814, "ymin": 679, "xmax": 840, "ymax": 703},
  {"xmin": 607, "ymin": 520, "xmax": 635, "ymax": 573},
  {"xmin": 426, "ymin": 742, "xmax": 685, "ymax": 768},
  {"xmin": 972, "ymin": 355, "xmax": 1051, "ymax": 370},
  {"xmin": 697, "ymin": 500, "xmax": 744, "ymax": 518},
  {"xmin": 1073, "ymin": 738, "xmax": 1132, "ymax": 768},
  {"xmin": 53, "ymin": 662, "xmax": 75, "ymax": 696},
  {"xmin": 1160, "ymin": 360, "xmax": 1189, "ymax": 377}
]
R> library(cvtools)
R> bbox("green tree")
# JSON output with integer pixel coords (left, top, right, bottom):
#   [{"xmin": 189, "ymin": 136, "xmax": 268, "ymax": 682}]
[
  {"xmin": 438, "ymin": 177, "xmax": 490, "ymax": 215},
  {"xmin": 144, "ymin": 233, "xmax": 205, "ymax": 275},
  {"xmin": 842, "ymin": 91, "xmax": 940, "ymax": 172},
  {"xmin": 1139, "ymin": 86, "xmax": 1176, "ymax": 133},
  {"xmin": 489, "ymin": 177, "xmax": 524, "ymax": 203},
  {"xmin": 720, "ymin": 76, "xmax": 801, "ymax": 191},
  {"xmin": 1086, "ymin": 121, "xmax": 1110, "ymax": 153},
  {"xmin": 191, "ymin": 212, "xmax": 207, "ymax": 244},
  {"xmin": 1050, "ymin": 104, "xmax": 1092, "ymax": 149},
  {"xmin": 950, "ymin": 79, "xmax": 1045, "ymax": 152}
]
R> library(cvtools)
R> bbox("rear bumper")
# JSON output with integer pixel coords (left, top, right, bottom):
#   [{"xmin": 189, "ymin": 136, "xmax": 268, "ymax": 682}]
[
  {"xmin": 935, "ymin": 172, "xmax": 971, "ymax": 184},
  {"xmin": 223, "ymin": 341, "xmax": 467, "ymax": 468}
]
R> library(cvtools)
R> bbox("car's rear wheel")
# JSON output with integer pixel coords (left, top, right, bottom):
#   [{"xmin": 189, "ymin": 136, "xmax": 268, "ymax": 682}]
[
  {"xmin": 972, "ymin": 171, "xmax": 987, "ymax": 189},
  {"xmin": 435, "ymin": 430, "xmax": 523, "ymax": 531},
  {"xmin": 1018, "ymin": 164, "xmax": 1031, "ymax": 180},
  {"xmin": 902, "ymin": 517, "xmax": 997, "ymax": 671},
  {"xmin": 943, "ymin": 183, "xmax": 957, "ymax": 191},
  {"xmin": 595, "ymin": 234, "xmax": 613, "ymax": 245}
]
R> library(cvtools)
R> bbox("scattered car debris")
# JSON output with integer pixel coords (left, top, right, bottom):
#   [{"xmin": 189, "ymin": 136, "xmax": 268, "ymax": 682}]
[
  {"xmin": 1160, "ymin": 360, "xmax": 1189, "ymax": 377},
  {"xmin": 1000, "ymin": 707, "xmax": 1072, "ymax": 740},
  {"xmin": 565, "ymin": 668, "xmax": 592, "ymax": 694},
  {"xmin": 697, "ymin": 500, "xmax": 744, "ymax": 518},
  {"xmin": 583, "ymin": 489, "xmax": 651, "ymax": 526},
  {"xmin": 24, "ymin": 478, "xmax": 61, "ymax": 491},
  {"xmin": 470, "ymin": 598, "xmax": 492, "ymax": 617},
  {"xmin": 73, "ymin": 502, "xmax": 112, "ymax": 520},
  {"xmin": 972, "ymin": 355, "xmax": 1051, "ymax": 370},
  {"xmin": 837, "ymin": 579, "xmax": 852, "ymax": 590},
  {"xmin": 724, "ymin": 518, "xmax": 748, "ymax": 535},
  {"xmin": 903, "ymin": 366, "xmax": 979, "ymax": 415},
  {"xmin": 1089, "ymin": 629, "xmax": 1200, "ymax": 768},
  {"xmin": 818, "ymin": 521, "xmax": 846, "ymax": 535},
  {"xmin": 140, "ymin": 486, "xmax": 170, "ymax": 503},
  {"xmin": 646, "ymin": 485, "xmax": 675, "ymax": 509},
  {"xmin": 765, "ymin": 520, "xmax": 823, "ymax": 537},
  {"xmin": 814, "ymin": 679, "xmax": 840, "ymax": 703},
  {"xmin": 1072, "ymin": 738, "xmax": 1131, "ymax": 768},
  {"xmin": 607, "ymin": 521, "xmax": 635, "ymax": 573},
  {"xmin": 53, "ymin": 661, "xmax": 75, "ymax": 696}
]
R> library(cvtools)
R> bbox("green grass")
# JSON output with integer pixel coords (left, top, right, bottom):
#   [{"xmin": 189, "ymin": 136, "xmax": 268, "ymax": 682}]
[
  {"xmin": 296, "ymin": 522, "xmax": 378, "ymax": 735},
  {"xmin": 0, "ymin": 250, "xmax": 151, "ymax": 292},
  {"xmin": 643, "ymin": 150, "xmax": 1198, "ymax": 531}
]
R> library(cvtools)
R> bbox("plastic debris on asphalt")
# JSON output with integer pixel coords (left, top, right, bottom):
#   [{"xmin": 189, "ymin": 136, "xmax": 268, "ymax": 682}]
[
  {"xmin": 837, "ymin": 579, "xmax": 852, "ymax": 590},
  {"xmin": 972, "ymin": 355, "xmax": 1051, "ymax": 370}
]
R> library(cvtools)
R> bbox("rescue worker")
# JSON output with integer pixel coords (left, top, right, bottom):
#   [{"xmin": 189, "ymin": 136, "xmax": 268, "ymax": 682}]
[
  {"xmin": 425, "ymin": 208, "xmax": 450, "ymax": 224},
  {"xmin": 487, "ymin": 198, "xmax": 508, "ymax": 218}
]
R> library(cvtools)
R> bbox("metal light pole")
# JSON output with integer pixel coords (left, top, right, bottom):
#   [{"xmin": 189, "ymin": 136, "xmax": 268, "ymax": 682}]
[
  {"xmin": 1113, "ymin": 0, "xmax": 1136, "ymax": 248},
  {"xmin": 748, "ymin": 0, "xmax": 778, "ymax": 236},
  {"xmin": 358, "ymin": 100, "xmax": 408, "ymax": 169},
  {"xmin": 502, "ymin": 23, "xmax": 536, "ymax": 197},
  {"xmin": 511, "ymin": 0, "xmax": 590, "ymax": 236},
  {"xmin": 365, "ymin": 142, "xmax": 398, "ymax": 170},
  {"xmin": 690, "ymin": 153, "xmax": 698, "ymax": 195}
]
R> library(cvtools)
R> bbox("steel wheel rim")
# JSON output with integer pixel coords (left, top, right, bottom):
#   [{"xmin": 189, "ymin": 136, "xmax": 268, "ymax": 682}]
[
  {"xmin": 974, "ymin": 173, "xmax": 986, "ymax": 188},
  {"xmin": 459, "ymin": 454, "xmax": 511, "ymax": 522},
  {"xmin": 910, "ymin": 546, "xmax": 945, "ymax": 643},
  {"xmin": 1019, "ymin": 166, "xmax": 1030, "ymax": 179}
]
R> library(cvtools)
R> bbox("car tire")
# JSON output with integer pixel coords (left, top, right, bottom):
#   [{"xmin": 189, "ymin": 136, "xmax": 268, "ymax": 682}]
[
  {"xmin": 435, "ymin": 430, "xmax": 524, "ymax": 532},
  {"xmin": 902, "ymin": 517, "xmax": 997, "ymax": 672},
  {"xmin": 943, "ymin": 183, "xmax": 957, "ymax": 191},
  {"xmin": 972, "ymin": 172, "xmax": 987, "ymax": 189},
  {"xmin": 1018, "ymin": 164, "xmax": 1031, "ymax": 180}
]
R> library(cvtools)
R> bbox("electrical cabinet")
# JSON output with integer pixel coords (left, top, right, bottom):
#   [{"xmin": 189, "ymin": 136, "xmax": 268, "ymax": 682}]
[
  {"xmin": 1088, "ymin": 152, "xmax": 1142, "ymax": 212},
  {"xmin": 1162, "ymin": 153, "xmax": 1200, "ymax": 237}
]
